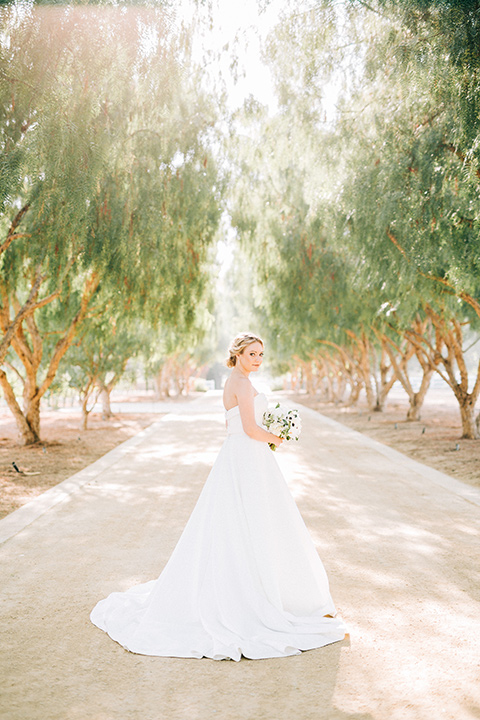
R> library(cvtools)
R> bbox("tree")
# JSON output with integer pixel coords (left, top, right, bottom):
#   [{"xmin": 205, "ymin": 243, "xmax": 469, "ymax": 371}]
[
  {"xmin": 61, "ymin": 312, "xmax": 144, "ymax": 429},
  {"xmin": 334, "ymin": 0, "xmax": 480, "ymax": 435},
  {"xmin": 0, "ymin": 4, "xmax": 222, "ymax": 443},
  {"xmin": 142, "ymin": 304, "xmax": 216, "ymax": 399},
  {"xmin": 228, "ymin": 85, "xmax": 406, "ymax": 412},
  {"xmin": 251, "ymin": 0, "xmax": 480, "ymax": 434}
]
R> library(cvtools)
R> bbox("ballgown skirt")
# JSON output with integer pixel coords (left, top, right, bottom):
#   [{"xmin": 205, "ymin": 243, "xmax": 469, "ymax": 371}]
[{"xmin": 90, "ymin": 393, "xmax": 346, "ymax": 660}]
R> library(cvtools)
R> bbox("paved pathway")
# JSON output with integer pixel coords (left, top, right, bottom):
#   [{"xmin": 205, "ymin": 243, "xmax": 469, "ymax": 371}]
[{"xmin": 1, "ymin": 392, "xmax": 479, "ymax": 720}]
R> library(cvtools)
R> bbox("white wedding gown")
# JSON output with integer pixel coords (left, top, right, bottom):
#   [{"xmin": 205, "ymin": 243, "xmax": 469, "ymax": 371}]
[{"xmin": 90, "ymin": 393, "xmax": 346, "ymax": 660}]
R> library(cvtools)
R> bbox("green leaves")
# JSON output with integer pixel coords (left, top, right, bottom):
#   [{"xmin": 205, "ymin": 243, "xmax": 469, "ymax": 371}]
[
  {"xmin": 227, "ymin": 0, "xmax": 480, "ymax": 389},
  {"xmin": 0, "ymin": 3, "xmax": 223, "ymax": 442}
]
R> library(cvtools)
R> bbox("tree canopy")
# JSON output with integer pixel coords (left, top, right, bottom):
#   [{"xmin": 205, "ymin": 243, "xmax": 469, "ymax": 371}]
[
  {"xmin": 0, "ymin": 2, "xmax": 222, "ymax": 442},
  {"xmin": 2, "ymin": 0, "xmax": 480, "ymax": 442},
  {"xmin": 227, "ymin": 0, "xmax": 480, "ymax": 436}
]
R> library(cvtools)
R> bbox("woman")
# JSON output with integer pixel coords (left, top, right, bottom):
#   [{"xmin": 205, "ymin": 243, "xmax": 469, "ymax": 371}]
[{"xmin": 90, "ymin": 332, "xmax": 345, "ymax": 660}]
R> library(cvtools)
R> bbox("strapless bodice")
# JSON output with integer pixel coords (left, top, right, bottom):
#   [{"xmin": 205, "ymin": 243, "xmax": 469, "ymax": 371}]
[{"xmin": 225, "ymin": 393, "xmax": 268, "ymax": 436}]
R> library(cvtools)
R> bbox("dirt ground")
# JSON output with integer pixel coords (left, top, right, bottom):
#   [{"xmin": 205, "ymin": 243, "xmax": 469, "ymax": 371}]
[
  {"xmin": 1, "ymin": 391, "xmax": 479, "ymax": 720},
  {"xmin": 291, "ymin": 389, "xmax": 480, "ymax": 487},
  {"xmin": 1, "ymin": 387, "xmax": 479, "ymax": 521},
  {"xmin": 0, "ymin": 407, "xmax": 160, "ymax": 519}
]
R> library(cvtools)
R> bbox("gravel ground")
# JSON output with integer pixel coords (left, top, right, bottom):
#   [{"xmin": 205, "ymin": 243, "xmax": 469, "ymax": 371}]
[{"xmin": 1, "ymin": 392, "xmax": 479, "ymax": 720}]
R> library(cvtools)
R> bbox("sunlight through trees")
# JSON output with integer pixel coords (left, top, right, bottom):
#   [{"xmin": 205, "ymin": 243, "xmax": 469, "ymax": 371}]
[
  {"xmin": 0, "ymin": 2, "xmax": 222, "ymax": 443},
  {"xmin": 2, "ymin": 0, "xmax": 480, "ymax": 441}
]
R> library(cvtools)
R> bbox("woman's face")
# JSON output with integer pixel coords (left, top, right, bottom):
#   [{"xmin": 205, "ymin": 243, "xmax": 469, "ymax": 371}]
[{"xmin": 237, "ymin": 341, "xmax": 264, "ymax": 374}]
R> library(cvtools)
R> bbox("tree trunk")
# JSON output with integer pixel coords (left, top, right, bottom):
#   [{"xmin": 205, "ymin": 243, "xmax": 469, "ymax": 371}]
[
  {"xmin": 81, "ymin": 396, "xmax": 90, "ymax": 431},
  {"xmin": 346, "ymin": 379, "xmax": 362, "ymax": 406},
  {"xmin": 345, "ymin": 330, "xmax": 378, "ymax": 411},
  {"xmin": 406, "ymin": 318, "xmax": 435, "ymax": 422},
  {"xmin": 80, "ymin": 379, "xmax": 98, "ymax": 431},
  {"xmin": 100, "ymin": 387, "xmax": 112, "ymax": 419},
  {"xmin": 379, "ymin": 321, "xmax": 433, "ymax": 422},
  {"xmin": 406, "ymin": 393, "xmax": 423, "ymax": 421},
  {"xmin": 0, "ymin": 369, "xmax": 40, "ymax": 444},
  {"xmin": 319, "ymin": 342, "xmax": 363, "ymax": 407},
  {"xmin": 459, "ymin": 398, "xmax": 478, "ymax": 440},
  {"xmin": 1, "ymin": 271, "xmax": 100, "ymax": 444},
  {"xmin": 24, "ymin": 393, "xmax": 41, "ymax": 441},
  {"xmin": 156, "ymin": 361, "xmax": 172, "ymax": 398},
  {"xmin": 311, "ymin": 357, "xmax": 328, "ymax": 398},
  {"xmin": 408, "ymin": 307, "xmax": 480, "ymax": 439},
  {"xmin": 303, "ymin": 362, "xmax": 314, "ymax": 395},
  {"xmin": 373, "ymin": 344, "xmax": 397, "ymax": 412},
  {"xmin": 406, "ymin": 374, "xmax": 432, "ymax": 421},
  {"xmin": 337, "ymin": 368, "xmax": 347, "ymax": 402},
  {"xmin": 323, "ymin": 366, "xmax": 335, "ymax": 402},
  {"xmin": 374, "ymin": 373, "xmax": 397, "ymax": 412},
  {"xmin": 324, "ymin": 357, "xmax": 346, "ymax": 404},
  {"xmin": 361, "ymin": 361, "xmax": 376, "ymax": 410}
]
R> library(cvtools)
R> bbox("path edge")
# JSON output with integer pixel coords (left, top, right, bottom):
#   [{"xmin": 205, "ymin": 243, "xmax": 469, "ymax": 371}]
[
  {"xmin": 0, "ymin": 418, "xmax": 167, "ymax": 545},
  {"xmin": 3, "ymin": 394, "xmax": 478, "ymax": 545},
  {"xmin": 297, "ymin": 402, "xmax": 480, "ymax": 508}
]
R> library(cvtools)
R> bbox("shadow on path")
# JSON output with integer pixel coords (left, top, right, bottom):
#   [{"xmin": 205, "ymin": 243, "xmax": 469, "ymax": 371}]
[{"xmin": 0, "ymin": 392, "xmax": 479, "ymax": 720}]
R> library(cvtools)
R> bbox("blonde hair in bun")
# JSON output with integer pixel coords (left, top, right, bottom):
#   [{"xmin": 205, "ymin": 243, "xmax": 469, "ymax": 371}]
[{"xmin": 226, "ymin": 332, "xmax": 264, "ymax": 368}]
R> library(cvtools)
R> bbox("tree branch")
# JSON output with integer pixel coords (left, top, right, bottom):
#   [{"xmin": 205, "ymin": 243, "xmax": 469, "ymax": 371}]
[
  {"xmin": 0, "ymin": 368, "xmax": 35, "ymax": 442},
  {"xmin": 441, "ymin": 142, "xmax": 480, "ymax": 179},
  {"xmin": 471, "ymin": 359, "xmax": 480, "ymax": 403},
  {"xmin": 386, "ymin": 228, "xmax": 480, "ymax": 318},
  {"xmin": 36, "ymin": 272, "xmax": 100, "ymax": 402},
  {"xmin": 0, "ymin": 271, "xmax": 43, "ymax": 365},
  {"xmin": 0, "ymin": 203, "xmax": 30, "ymax": 256},
  {"xmin": 4, "ymin": 361, "xmax": 25, "ymax": 386}
]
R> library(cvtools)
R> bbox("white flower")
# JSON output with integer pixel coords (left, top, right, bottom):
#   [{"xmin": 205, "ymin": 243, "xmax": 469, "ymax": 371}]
[
  {"xmin": 269, "ymin": 420, "xmax": 284, "ymax": 435},
  {"xmin": 262, "ymin": 403, "xmax": 302, "ymax": 451}
]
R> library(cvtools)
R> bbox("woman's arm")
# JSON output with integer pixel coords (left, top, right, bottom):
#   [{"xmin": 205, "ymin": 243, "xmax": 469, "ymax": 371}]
[{"xmin": 236, "ymin": 380, "xmax": 283, "ymax": 447}]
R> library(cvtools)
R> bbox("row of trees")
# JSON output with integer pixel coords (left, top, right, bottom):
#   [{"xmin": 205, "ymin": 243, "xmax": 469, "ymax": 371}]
[
  {"xmin": 0, "ymin": 3, "xmax": 222, "ymax": 443},
  {"xmin": 231, "ymin": 0, "xmax": 480, "ymax": 437},
  {"xmin": 3, "ymin": 0, "xmax": 480, "ymax": 444}
]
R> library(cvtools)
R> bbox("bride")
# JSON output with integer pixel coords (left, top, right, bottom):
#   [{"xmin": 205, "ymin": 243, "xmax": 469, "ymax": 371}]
[{"xmin": 90, "ymin": 332, "xmax": 346, "ymax": 660}]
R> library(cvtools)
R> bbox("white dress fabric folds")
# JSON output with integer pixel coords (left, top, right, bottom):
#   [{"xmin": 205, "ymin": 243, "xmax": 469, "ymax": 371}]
[{"xmin": 90, "ymin": 393, "xmax": 346, "ymax": 661}]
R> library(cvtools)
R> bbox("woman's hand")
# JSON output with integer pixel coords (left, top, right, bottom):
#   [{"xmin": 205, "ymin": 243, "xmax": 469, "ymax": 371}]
[{"xmin": 270, "ymin": 434, "xmax": 283, "ymax": 448}]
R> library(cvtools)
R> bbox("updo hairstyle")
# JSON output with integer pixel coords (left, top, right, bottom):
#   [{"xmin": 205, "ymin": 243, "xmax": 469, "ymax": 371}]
[{"xmin": 226, "ymin": 332, "xmax": 264, "ymax": 368}]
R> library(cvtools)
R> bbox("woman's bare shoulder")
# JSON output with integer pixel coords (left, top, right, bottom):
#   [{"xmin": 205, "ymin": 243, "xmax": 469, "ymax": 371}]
[
  {"xmin": 234, "ymin": 376, "xmax": 254, "ymax": 397},
  {"xmin": 224, "ymin": 375, "xmax": 253, "ymax": 403}
]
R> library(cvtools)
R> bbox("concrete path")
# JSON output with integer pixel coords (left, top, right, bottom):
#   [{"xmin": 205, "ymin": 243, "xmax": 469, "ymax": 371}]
[{"xmin": 1, "ymin": 392, "xmax": 479, "ymax": 720}]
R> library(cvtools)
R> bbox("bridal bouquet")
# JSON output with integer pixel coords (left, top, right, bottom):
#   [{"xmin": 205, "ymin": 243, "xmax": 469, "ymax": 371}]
[{"xmin": 263, "ymin": 403, "xmax": 302, "ymax": 451}]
